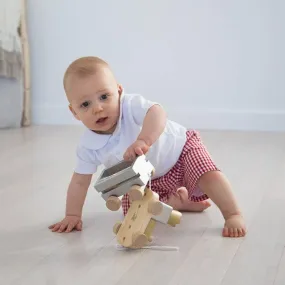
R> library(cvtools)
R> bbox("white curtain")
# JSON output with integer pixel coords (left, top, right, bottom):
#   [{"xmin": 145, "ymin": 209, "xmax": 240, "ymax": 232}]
[
  {"xmin": 0, "ymin": 0, "xmax": 27, "ymax": 128},
  {"xmin": 0, "ymin": 0, "xmax": 22, "ymax": 79}
]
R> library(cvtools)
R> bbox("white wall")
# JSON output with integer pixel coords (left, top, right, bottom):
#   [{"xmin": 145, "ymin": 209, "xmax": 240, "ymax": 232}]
[{"xmin": 27, "ymin": 0, "xmax": 285, "ymax": 131}]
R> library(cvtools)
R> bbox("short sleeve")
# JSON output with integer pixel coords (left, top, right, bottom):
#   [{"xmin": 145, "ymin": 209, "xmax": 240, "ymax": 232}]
[
  {"xmin": 74, "ymin": 145, "xmax": 99, "ymax": 174},
  {"xmin": 128, "ymin": 94, "xmax": 161, "ymax": 125}
]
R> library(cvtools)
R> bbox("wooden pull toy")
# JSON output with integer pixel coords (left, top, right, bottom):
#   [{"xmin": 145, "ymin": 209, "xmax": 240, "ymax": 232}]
[{"xmin": 94, "ymin": 155, "xmax": 182, "ymax": 249}]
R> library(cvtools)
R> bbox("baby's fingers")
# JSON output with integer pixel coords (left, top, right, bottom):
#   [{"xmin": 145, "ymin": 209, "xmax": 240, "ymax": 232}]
[
  {"xmin": 134, "ymin": 147, "xmax": 144, "ymax": 156},
  {"xmin": 140, "ymin": 144, "xmax": 149, "ymax": 154},
  {"xmin": 48, "ymin": 223, "xmax": 56, "ymax": 229},
  {"xmin": 50, "ymin": 223, "xmax": 62, "ymax": 232},
  {"xmin": 57, "ymin": 223, "xmax": 68, "ymax": 233},
  {"xmin": 124, "ymin": 148, "xmax": 136, "ymax": 161},
  {"xmin": 65, "ymin": 222, "xmax": 76, "ymax": 233},
  {"xmin": 75, "ymin": 221, "xmax": 83, "ymax": 231},
  {"xmin": 123, "ymin": 149, "xmax": 131, "ymax": 160}
]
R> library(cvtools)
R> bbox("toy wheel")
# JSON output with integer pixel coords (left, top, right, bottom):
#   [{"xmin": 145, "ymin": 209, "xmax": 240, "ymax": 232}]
[
  {"xmin": 148, "ymin": 201, "xmax": 163, "ymax": 215},
  {"xmin": 113, "ymin": 222, "xmax": 122, "ymax": 234},
  {"xmin": 144, "ymin": 220, "xmax": 156, "ymax": 242},
  {"xmin": 132, "ymin": 233, "xmax": 148, "ymax": 248},
  {"xmin": 129, "ymin": 185, "xmax": 144, "ymax": 201},
  {"xmin": 167, "ymin": 210, "xmax": 182, "ymax": 227},
  {"xmin": 106, "ymin": 196, "xmax": 121, "ymax": 211}
]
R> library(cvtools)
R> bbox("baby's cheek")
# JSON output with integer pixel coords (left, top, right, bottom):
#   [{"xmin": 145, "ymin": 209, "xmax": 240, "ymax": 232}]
[{"xmin": 84, "ymin": 112, "xmax": 93, "ymax": 122}]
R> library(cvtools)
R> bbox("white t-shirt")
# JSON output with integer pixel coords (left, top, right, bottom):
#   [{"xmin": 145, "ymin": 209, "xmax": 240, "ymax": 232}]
[{"xmin": 75, "ymin": 93, "xmax": 187, "ymax": 179}]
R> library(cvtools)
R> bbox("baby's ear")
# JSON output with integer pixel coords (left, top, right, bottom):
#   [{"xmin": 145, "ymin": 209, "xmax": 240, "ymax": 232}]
[
  {"xmin": 69, "ymin": 104, "xmax": 80, "ymax": 120},
  {"xmin": 118, "ymin": 84, "xmax": 123, "ymax": 96}
]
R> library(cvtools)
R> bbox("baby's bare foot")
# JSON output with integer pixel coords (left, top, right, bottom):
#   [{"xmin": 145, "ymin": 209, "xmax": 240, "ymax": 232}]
[
  {"xmin": 223, "ymin": 214, "xmax": 246, "ymax": 238},
  {"xmin": 167, "ymin": 187, "xmax": 211, "ymax": 212}
]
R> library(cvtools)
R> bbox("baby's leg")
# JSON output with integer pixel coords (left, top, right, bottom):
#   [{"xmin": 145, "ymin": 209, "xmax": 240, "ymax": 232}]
[
  {"xmin": 120, "ymin": 188, "xmax": 209, "ymax": 216},
  {"xmin": 167, "ymin": 187, "xmax": 211, "ymax": 212},
  {"xmin": 182, "ymin": 131, "xmax": 246, "ymax": 238},
  {"xmin": 197, "ymin": 171, "xmax": 246, "ymax": 237}
]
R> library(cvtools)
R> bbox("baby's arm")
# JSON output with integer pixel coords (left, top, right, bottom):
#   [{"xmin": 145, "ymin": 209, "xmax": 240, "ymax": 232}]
[
  {"xmin": 137, "ymin": 104, "xmax": 167, "ymax": 146},
  {"xmin": 124, "ymin": 104, "xmax": 167, "ymax": 160},
  {"xmin": 49, "ymin": 172, "xmax": 92, "ymax": 233}
]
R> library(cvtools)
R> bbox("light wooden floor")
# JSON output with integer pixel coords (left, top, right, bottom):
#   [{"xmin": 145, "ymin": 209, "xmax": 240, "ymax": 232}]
[{"xmin": 1, "ymin": 126, "xmax": 285, "ymax": 285}]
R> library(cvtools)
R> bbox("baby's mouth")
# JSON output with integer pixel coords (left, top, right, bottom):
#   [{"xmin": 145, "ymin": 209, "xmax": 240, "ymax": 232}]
[{"xmin": 96, "ymin": 117, "xmax": 108, "ymax": 124}]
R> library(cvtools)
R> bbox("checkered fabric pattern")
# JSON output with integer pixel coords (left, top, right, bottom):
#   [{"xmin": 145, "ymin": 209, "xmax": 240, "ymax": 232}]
[{"xmin": 121, "ymin": 130, "xmax": 219, "ymax": 215}]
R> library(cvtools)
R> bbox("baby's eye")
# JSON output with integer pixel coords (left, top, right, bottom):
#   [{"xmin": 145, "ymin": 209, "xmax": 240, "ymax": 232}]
[
  {"xmin": 81, "ymin": 101, "xmax": 91, "ymax": 108},
  {"xmin": 100, "ymin": 94, "xmax": 108, "ymax": 100}
]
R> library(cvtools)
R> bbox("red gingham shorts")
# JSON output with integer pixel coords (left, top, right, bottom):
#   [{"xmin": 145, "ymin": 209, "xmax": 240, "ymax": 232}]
[{"xmin": 121, "ymin": 130, "xmax": 219, "ymax": 215}]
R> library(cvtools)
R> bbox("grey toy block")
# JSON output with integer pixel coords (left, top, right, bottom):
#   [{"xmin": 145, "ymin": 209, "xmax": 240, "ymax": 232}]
[
  {"xmin": 94, "ymin": 154, "xmax": 154, "ymax": 201},
  {"xmin": 101, "ymin": 171, "xmax": 150, "ymax": 201}
]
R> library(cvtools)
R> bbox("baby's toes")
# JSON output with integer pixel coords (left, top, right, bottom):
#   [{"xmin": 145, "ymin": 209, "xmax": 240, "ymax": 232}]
[
  {"xmin": 238, "ymin": 228, "xmax": 243, "ymax": 237},
  {"xmin": 229, "ymin": 228, "xmax": 235, "ymax": 237},
  {"xmin": 238, "ymin": 227, "xmax": 246, "ymax": 237},
  {"xmin": 231, "ymin": 228, "xmax": 240, "ymax": 237},
  {"xmin": 222, "ymin": 227, "xmax": 229, "ymax": 237}
]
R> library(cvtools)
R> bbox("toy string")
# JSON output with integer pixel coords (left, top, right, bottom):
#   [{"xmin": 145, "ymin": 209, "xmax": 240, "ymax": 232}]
[
  {"xmin": 116, "ymin": 244, "xmax": 179, "ymax": 251},
  {"xmin": 148, "ymin": 171, "xmax": 152, "ymax": 191}
]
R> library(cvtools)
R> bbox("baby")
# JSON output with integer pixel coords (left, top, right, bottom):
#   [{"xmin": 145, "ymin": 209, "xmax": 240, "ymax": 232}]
[{"xmin": 49, "ymin": 56, "xmax": 246, "ymax": 238}]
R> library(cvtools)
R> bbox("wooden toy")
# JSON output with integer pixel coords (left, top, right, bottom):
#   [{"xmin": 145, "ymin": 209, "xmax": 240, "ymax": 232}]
[
  {"xmin": 113, "ymin": 187, "xmax": 182, "ymax": 248},
  {"xmin": 94, "ymin": 155, "xmax": 182, "ymax": 249},
  {"xmin": 94, "ymin": 155, "xmax": 154, "ymax": 211}
]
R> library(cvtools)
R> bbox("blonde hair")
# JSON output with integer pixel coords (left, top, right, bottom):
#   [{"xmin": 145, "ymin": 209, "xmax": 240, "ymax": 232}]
[{"xmin": 63, "ymin": 56, "xmax": 109, "ymax": 91}]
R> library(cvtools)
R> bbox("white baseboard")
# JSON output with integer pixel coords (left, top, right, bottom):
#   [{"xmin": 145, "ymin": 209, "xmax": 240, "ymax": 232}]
[{"xmin": 32, "ymin": 105, "xmax": 285, "ymax": 132}]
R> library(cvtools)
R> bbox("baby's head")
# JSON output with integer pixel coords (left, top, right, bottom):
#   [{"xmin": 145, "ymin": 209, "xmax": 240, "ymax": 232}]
[{"xmin": 64, "ymin": 56, "xmax": 123, "ymax": 134}]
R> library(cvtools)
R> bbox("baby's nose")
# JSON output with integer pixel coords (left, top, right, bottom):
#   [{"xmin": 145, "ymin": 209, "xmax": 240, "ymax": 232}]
[{"xmin": 93, "ymin": 104, "xmax": 103, "ymax": 114}]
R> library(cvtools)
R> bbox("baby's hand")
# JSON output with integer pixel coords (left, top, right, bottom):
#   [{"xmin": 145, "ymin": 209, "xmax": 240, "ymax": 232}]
[
  {"xmin": 123, "ymin": 139, "xmax": 150, "ymax": 161},
  {"xmin": 49, "ymin": 216, "xmax": 83, "ymax": 233}
]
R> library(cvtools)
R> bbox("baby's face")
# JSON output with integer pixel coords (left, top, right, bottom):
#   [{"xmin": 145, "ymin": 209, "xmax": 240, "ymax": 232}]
[{"xmin": 66, "ymin": 67, "xmax": 122, "ymax": 134}]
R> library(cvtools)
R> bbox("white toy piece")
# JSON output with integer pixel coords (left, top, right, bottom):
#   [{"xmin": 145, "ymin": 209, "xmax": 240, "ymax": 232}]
[
  {"xmin": 152, "ymin": 202, "xmax": 174, "ymax": 224},
  {"xmin": 94, "ymin": 155, "xmax": 154, "ymax": 211}
]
